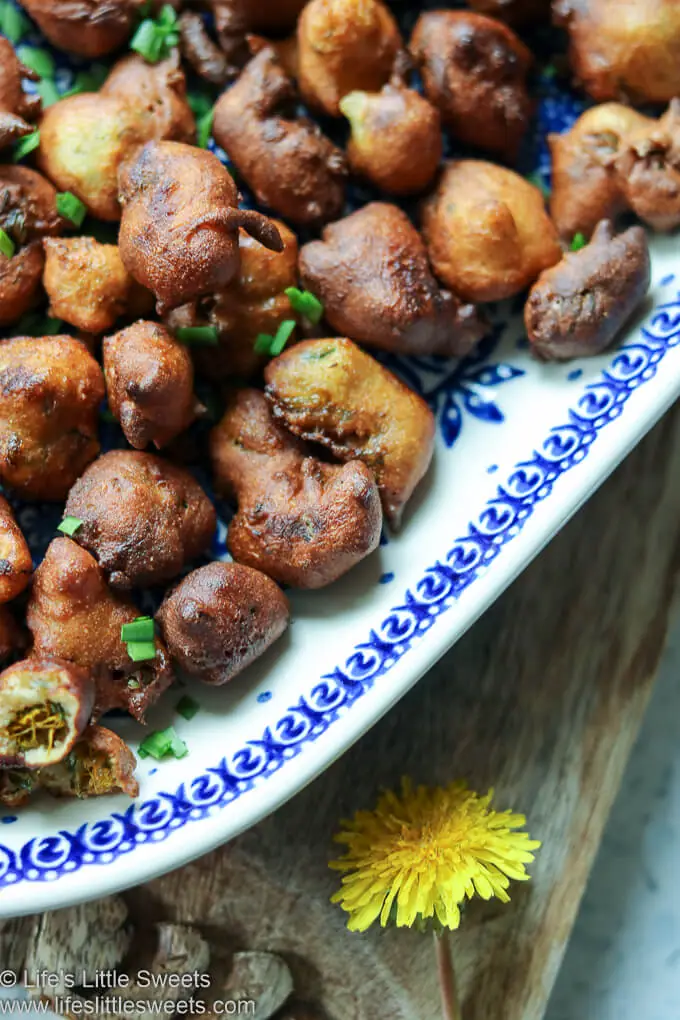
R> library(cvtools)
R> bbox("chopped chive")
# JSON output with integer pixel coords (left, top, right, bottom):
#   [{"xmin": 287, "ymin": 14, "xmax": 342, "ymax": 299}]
[
  {"xmin": 16, "ymin": 45, "xmax": 56, "ymax": 78},
  {"xmin": 284, "ymin": 287, "xmax": 324, "ymax": 324},
  {"xmin": 126, "ymin": 640, "xmax": 156, "ymax": 662},
  {"xmin": 57, "ymin": 516, "xmax": 83, "ymax": 537},
  {"xmin": 254, "ymin": 319, "xmax": 296, "ymax": 357},
  {"xmin": 188, "ymin": 92, "xmax": 212, "ymax": 118},
  {"xmin": 570, "ymin": 232, "xmax": 587, "ymax": 252},
  {"xmin": 16, "ymin": 311, "xmax": 61, "ymax": 335},
  {"xmin": 543, "ymin": 63, "xmax": 558, "ymax": 81},
  {"xmin": 176, "ymin": 695, "xmax": 199, "ymax": 720},
  {"xmin": 121, "ymin": 616, "xmax": 154, "ymax": 643},
  {"xmin": 36, "ymin": 78, "xmax": 61, "ymax": 107},
  {"xmin": 56, "ymin": 191, "xmax": 87, "ymax": 227},
  {"xmin": 138, "ymin": 725, "xmax": 187, "ymax": 761},
  {"xmin": 127, "ymin": 678, "xmax": 141, "ymax": 690},
  {"xmin": 63, "ymin": 65, "xmax": 108, "ymax": 97},
  {"xmin": 130, "ymin": 4, "xmax": 178, "ymax": 63},
  {"xmin": 169, "ymin": 733, "xmax": 189, "ymax": 758},
  {"xmin": 197, "ymin": 108, "xmax": 214, "ymax": 149},
  {"xmin": 0, "ymin": 229, "xmax": 15, "ymax": 259},
  {"xmin": 0, "ymin": 2, "xmax": 30, "ymax": 43},
  {"xmin": 174, "ymin": 325, "xmax": 219, "ymax": 346},
  {"xmin": 13, "ymin": 130, "xmax": 40, "ymax": 163}
]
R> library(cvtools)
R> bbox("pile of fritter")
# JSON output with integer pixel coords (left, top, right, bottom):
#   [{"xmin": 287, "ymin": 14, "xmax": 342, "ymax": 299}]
[{"xmin": 0, "ymin": 0, "xmax": 676, "ymax": 807}]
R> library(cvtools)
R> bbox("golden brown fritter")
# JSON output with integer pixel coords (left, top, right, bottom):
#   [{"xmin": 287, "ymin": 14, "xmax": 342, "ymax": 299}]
[
  {"xmin": 208, "ymin": 0, "xmax": 306, "ymax": 73},
  {"xmin": 212, "ymin": 47, "xmax": 347, "ymax": 227},
  {"xmin": 616, "ymin": 100, "xmax": 680, "ymax": 233},
  {"xmin": 339, "ymin": 85, "xmax": 442, "ymax": 195},
  {"xmin": 38, "ymin": 56, "xmax": 194, "ymax": 222},
  {"xmin": 525, "ymin": 221, "xmax": 651, "ymax": 361},
  {"xmin": 43, "ymin": 237, "xmax": 153, "ymax": 335},
  {"xmin": 0, "ymin": 335, "xmax": 104, "ymax": 501},
  {"xmin": 0, "ymin": 165, "xmax": 64, "ymax": 326},
  {"xmin": 157, "ymin": 561, "xmax": 289, "ymax": 685},
  {"xmin": 0, "ymin": 656, "xmax": 94, "ymax": 769},
  {"xmin": 265, "ymin": 339, "xmax": 435, "ymax": 528},
  {"xmin": 26, "ymin": 537, "xmax": 174, "ymax": 722},
  {"xmin": 299, "ymin": 203, "xmax": 486, "ymax": 359},
  {"xmin": 549, "ymin": 103, "xmax": 654, "ymax": 240},
  {"xmin": 0, "ymin": 496, "xmax": 32, "ymax": 604},
  {"xmin": 38, "ymin": 724, "xmax": 139, "ymax": 799},
  {"xmin": 210, "ymin": 389, "xmax": 383, "ymax": 587},
  {"xmin": 179, "ymin": 10, "xmax": 232, "ymax": 85},
  {"xmin": 554, "ymin": 0, "xmax": 680, "ymax": 104},
  {"xmin": 421, "ymin": 160, "xmax": 562, "ymax": 303},
  {"xmin": 103, "ymin": 321, "xmax": 204, "ymax": 449},
  {"xmin": 0, "ymin": 605, "xmax": 26, "ymax": 667},
  {"xmin": 64, "ymin": 450, "xmax": 217, "ymax": 589},
  {"xmin": 0, "ymin": 38, "xmax": 40, "ymax": 150},
  {"xmin": 467, "ymin": 0, "xmax": 550, "ymax": 25},
  {"xmin": 118, "ymin": 140, "xmax": 283, "ymax": 313},
  {"xmin": 17, "ymin": 0, "xmax": 143, "ymax": 57},
  {"xmin": 297, "ymin": 0, "xmax": 403, "ymax": 117},
  {"xmin": 166, "ymin": 221, "xmax": 299, "ymax": 383},
  {"xmin": 101, "ymin": 52, "xmax": 196, "ymax": 145},
  {"xmin": 410, "ymin": 10, "xmax": 532, "ymax": 163}
]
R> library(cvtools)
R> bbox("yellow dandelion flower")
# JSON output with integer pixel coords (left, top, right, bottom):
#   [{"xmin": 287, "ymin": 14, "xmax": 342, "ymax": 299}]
[{"xmin": 330, "ymin": 779, "xmax": 541, "ymax": 933}]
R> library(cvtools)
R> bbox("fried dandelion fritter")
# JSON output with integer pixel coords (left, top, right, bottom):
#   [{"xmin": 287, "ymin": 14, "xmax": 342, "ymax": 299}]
[
  {"xmin": 0, "ymin": 496, "xmax": 32, "ymax": 604},
  {"xmin": 0, "ymin": 38, "xmax": 41, "ymax": 151},
  {"xmin": 18, "ymin": 0, "xmax": 144, "ymax": 57}
]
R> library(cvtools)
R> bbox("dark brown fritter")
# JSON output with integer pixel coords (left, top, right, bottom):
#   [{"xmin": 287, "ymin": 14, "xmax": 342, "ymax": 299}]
[
  {"xmin": 264, "ymin": 339, "xmax": 435, "ymax": 529},
  {"xmin": 43, "ymin": 237, "xmax": 153, "ymax": 335},
  {"xmin": 0, "ymin": 656, "xmax": 95, "ymax": 769},
  {"xmin": 297, "ymin": 0, "xmax": 404, "ymax": 117},
  {"xmin": 210, "ymin": 389, "xmax": 383, "ymax": 587},
  {"xmin": 0, "ymin": 495, "xmax": 32, "ymax": 604},
  {"xmin": 410, "ymin": 10, "xmax": 532, "ymax": 163},
  {"xmin": 166, "ymin": 220, "xmax": 299, "ymax": 383},
  {"xmin": 26, "ymin": 537, "xmax": 174, "ymax": 722},
  {"xmin": 421, "ymin": 160, "xmax": 561, "ymax": 303},
  {"xmin": 38, "ymin": 724, "xmax": 139, "ymax": 799},
  {"xmin": 0, "ymin": 165, "xmax": 64, "ymax": 327},
  {"xmin": 339, "ymin": 85, "xmax": 442, "ymax": 195},
  {"xmin": 467, "ymin": 0, "xmax": 550, "ymax": 25},
  {"xmin": 103, "ymin": 321, "xmax": 204, "ymax": 450},
  {"xmin": 524, "ymin": 221, "xmax": 651, "ymax": 362},
  {"xmin": 616, "ymin": 100, "xmax": 680, "ymax": 233},
  {"xmin": 208, "ymin": 0, "xmax": 306, "ymax": 76},
  {"xmin": 0, "ymin": 605, "xmax": 26, "ymax": 668},
  {"xmin": 17, "ymin": 0, "xmax": 143, "ymax": 57},
  {"xmin": 64, "ymin": 450, "xmax": 217, "ymax": 589},
  {"xmin": 157, "ymin": 561, "xmax": 289, "ymax": 685},
  {"xmin": 118, "ymin": 140, "xmax": 283, "ymax": 314},
  {"xmin": 549, "ymin": 103, "xmax": 654, "ymax": 241},
  {"xmin": 212, "ymin": 47, "xmax": 347, "ymax": 228},
  {"xmin": 300, "ymin": 203, "xmax": 486, "ymax": 359},
  {"xmin": 0, "ymin": 38, "xmax": 41, "ymax": 151},
  {"xmin": 0, "ymin": 335, "xmax": 104, "ymax": 501},
  {"xmin": 179, "ymin": 10, "xmax": 231, "ymax": 85},
  {"xmin": 554, "ymin": 0, "xmax": 680, "ymax": 104},
  {"xmin": 101, "ymin": 52, "xmax": 196, "ymax": 145}
]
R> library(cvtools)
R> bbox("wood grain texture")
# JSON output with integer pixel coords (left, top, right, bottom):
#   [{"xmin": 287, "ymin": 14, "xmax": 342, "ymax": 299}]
[{"xmin": 19, "ymin": 404, "xmax": 680, "ymax": 1020}]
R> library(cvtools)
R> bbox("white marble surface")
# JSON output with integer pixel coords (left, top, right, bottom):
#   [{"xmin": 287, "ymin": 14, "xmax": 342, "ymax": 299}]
[{"xmin": 547, "ymin": 614, "xmax": 680, "ymax": 1020}]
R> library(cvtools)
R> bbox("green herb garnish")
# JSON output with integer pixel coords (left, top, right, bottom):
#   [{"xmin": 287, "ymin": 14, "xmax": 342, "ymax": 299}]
[
  {"xmin": 121, "ymin": 616, "xmax": 154, "ymax": 643},
  {"xmin": 570, "ymin": 232, "xmax": 587, "ymax": 252},
  {"xmin": 527, "ymin": 170, "xmax": 551, "ymax": 198},
  {"xmin": 138, "ymin": 725, "xmax": 188, "ymax": 761},
  {"xmin": 174, "ymin": 325, "xmax": 219, "ymax": 346},
  {"xmin": 0, "ymin": 2, "xmax": 29, "ymax": 43},
  {"xmin": 130, "ymin": 4, "xmax": 179, "ymax": 63},
  {"xmin": 16, "ymin": 312, "xmax": 61, "ymax": 335},
  {"xmin": 284, "ymin": 287, "xmax": 324, "ymax": 325},
  {"xmin": 254, "ymin": 319, "xmax": 296, "ymax": 357},
  {"xmin": 36, "ymin": 79, "xmax": 60, "ymax": 107},
  {"xmin": 176, "ymin": 695, "xmax": 199, "ymax": 721},
  {"xmin": 16, "ymin": 45, "xmax": 55, "ymax": 78},
  {"xmin": 126, "ymin": 640, "xmax": 157, "ymax": 663},
  {"xmin": 188, "ymin": 92, "xmax": 212, "ymax": 118},
  {"xmin": 197, "ymin": 109, "xmax": 214, "ymax": 149},
  {"xmin": 0, "ymin": 229, "xmax": 15, "ymax": 259},
  {"xmin": 13, "ymin": 130, "xmax": 40, "ymax": 163},
  {"xmin": 56, "ymin": 191, "xmax": 87, "ymax": 227},
  {"xmin": 63, "ymin": 65, "xmax": 108, "ymax": 97},
  {"xmin": 57, "ymin": 516, "xmax": 83, "ymax": 537}
]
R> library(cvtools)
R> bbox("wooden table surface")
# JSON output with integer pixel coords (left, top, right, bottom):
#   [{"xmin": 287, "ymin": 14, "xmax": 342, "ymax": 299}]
[{"xmin": 11, "ymin": 403, "xmax": 680, "ymax": 1020}]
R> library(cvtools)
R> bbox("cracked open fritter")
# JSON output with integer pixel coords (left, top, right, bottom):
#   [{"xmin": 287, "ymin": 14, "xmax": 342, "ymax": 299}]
[
  {"xmin": 299, "ymin": 203, "xmax": 487, "ymax": 358},
  {"xmin": 554, "ymin": 0, "xmax": 680, "ymax": 104},
  {"xmin": 43, "ymin": 237, "xmax": 153, "ymax": 335},
  {"xmin": 64, "ymin": 450, "xmax": 217, "ymax": 589},
  {"xmin": 157, "ymin": 561, "xmax": 290, "ymax": 685},
  {"xmin": 103, "ymin": 321, "xmax": 204, "ymax": 449},
  {"xmin": 0, "ymin": 335, "xmax": 104, "ymax": 501},
  {"xmin": 411, "ymin": 10, "xmax": 533, "ymax": 163},
  {"xmin": 525, "ymin": 220, "xmax": 651, "ymax": 361},
  {"xmin": 27, "ymin": 537, "xmax": 174, "ymax": 722},
  {"xmin": 0, "ymin": 165, "xmax": 64, "ymax": 326},
  {"xmin": 297, "ymin": 0, "xmax": 404, "ymax": 117},
  {"xmin": 212, "ymin": 46, "xmax": 347, "ymax": 227},
  {"xmin": 0, "ymin": 38, "xmax": 41, "ymax": 151},
  {"xmin": 118, "ymin": 140, "xmax": 283, "ymax": 313},
  {"xmin": 0, "ymin": 496, "xmax": 32, "ymax": 605},
  {"xmin": 265, "ymin": 338, "xmax": 435, "ymax": 529},
  {"xmin": 17, "ymin": 0, "xmax": 144, "ymax": 57},
  {"xmin": 210, "ymin": 389, "xmax": 383, "ymax": 587},
  {"xmin": 166, "ymin": 220, "xmax": 299, "ymax": 383},
  {"xmin": 340, "ymin": 85, "xmax": 442, "ymax": 195},
  {"xmin": 421, "ymin": 160, "xmax": 561, "ymax": 302}
]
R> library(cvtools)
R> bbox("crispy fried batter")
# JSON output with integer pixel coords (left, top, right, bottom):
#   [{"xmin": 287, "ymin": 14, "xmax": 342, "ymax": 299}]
[
  {"xmin": 210, "ymin": 389, "xmax": 383, "ymax": 586},
  {"xmin": 265, "ymin": 339, "xmax": 435, "ymax": 528},
  {"xmin": 616, "ymin": 100, "xmax": 680, "ymax": 233},
  {"xmin": 467, "ymin": 0, "xmax": 549, "ymax": 25},
  {"xmin": 101, "ymin": 52, "xmax": 196, "ymax": 144},
  {"xmin": 208, "ymin": 0, "xmax": 307, "ymax": 75},
  {"xmin": 18, "ymin": 0, "xmax": 143, "ymax": 57},
  {"xmin": 0, "ymin": 496, "xmax": 32, "ymax": 604},
  {"xmin": 0, "ymin": 38, "xmax": 41, "ymax": 150},
  {"xmin": 0, "ymin": 335, "xmax": 104, "ymax": 501}
]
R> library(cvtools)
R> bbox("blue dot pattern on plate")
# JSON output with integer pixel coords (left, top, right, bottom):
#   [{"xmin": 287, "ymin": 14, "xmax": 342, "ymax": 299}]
[{"xmin": 257, "ymin": 692, "xmax": 273, "ymax": 704}]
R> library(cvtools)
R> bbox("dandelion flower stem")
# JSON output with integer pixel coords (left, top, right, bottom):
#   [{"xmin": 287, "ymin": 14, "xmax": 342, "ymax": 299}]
[{"xmin": 434, "ymin": 929, "xmax": 461, "ymax": 1020}]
